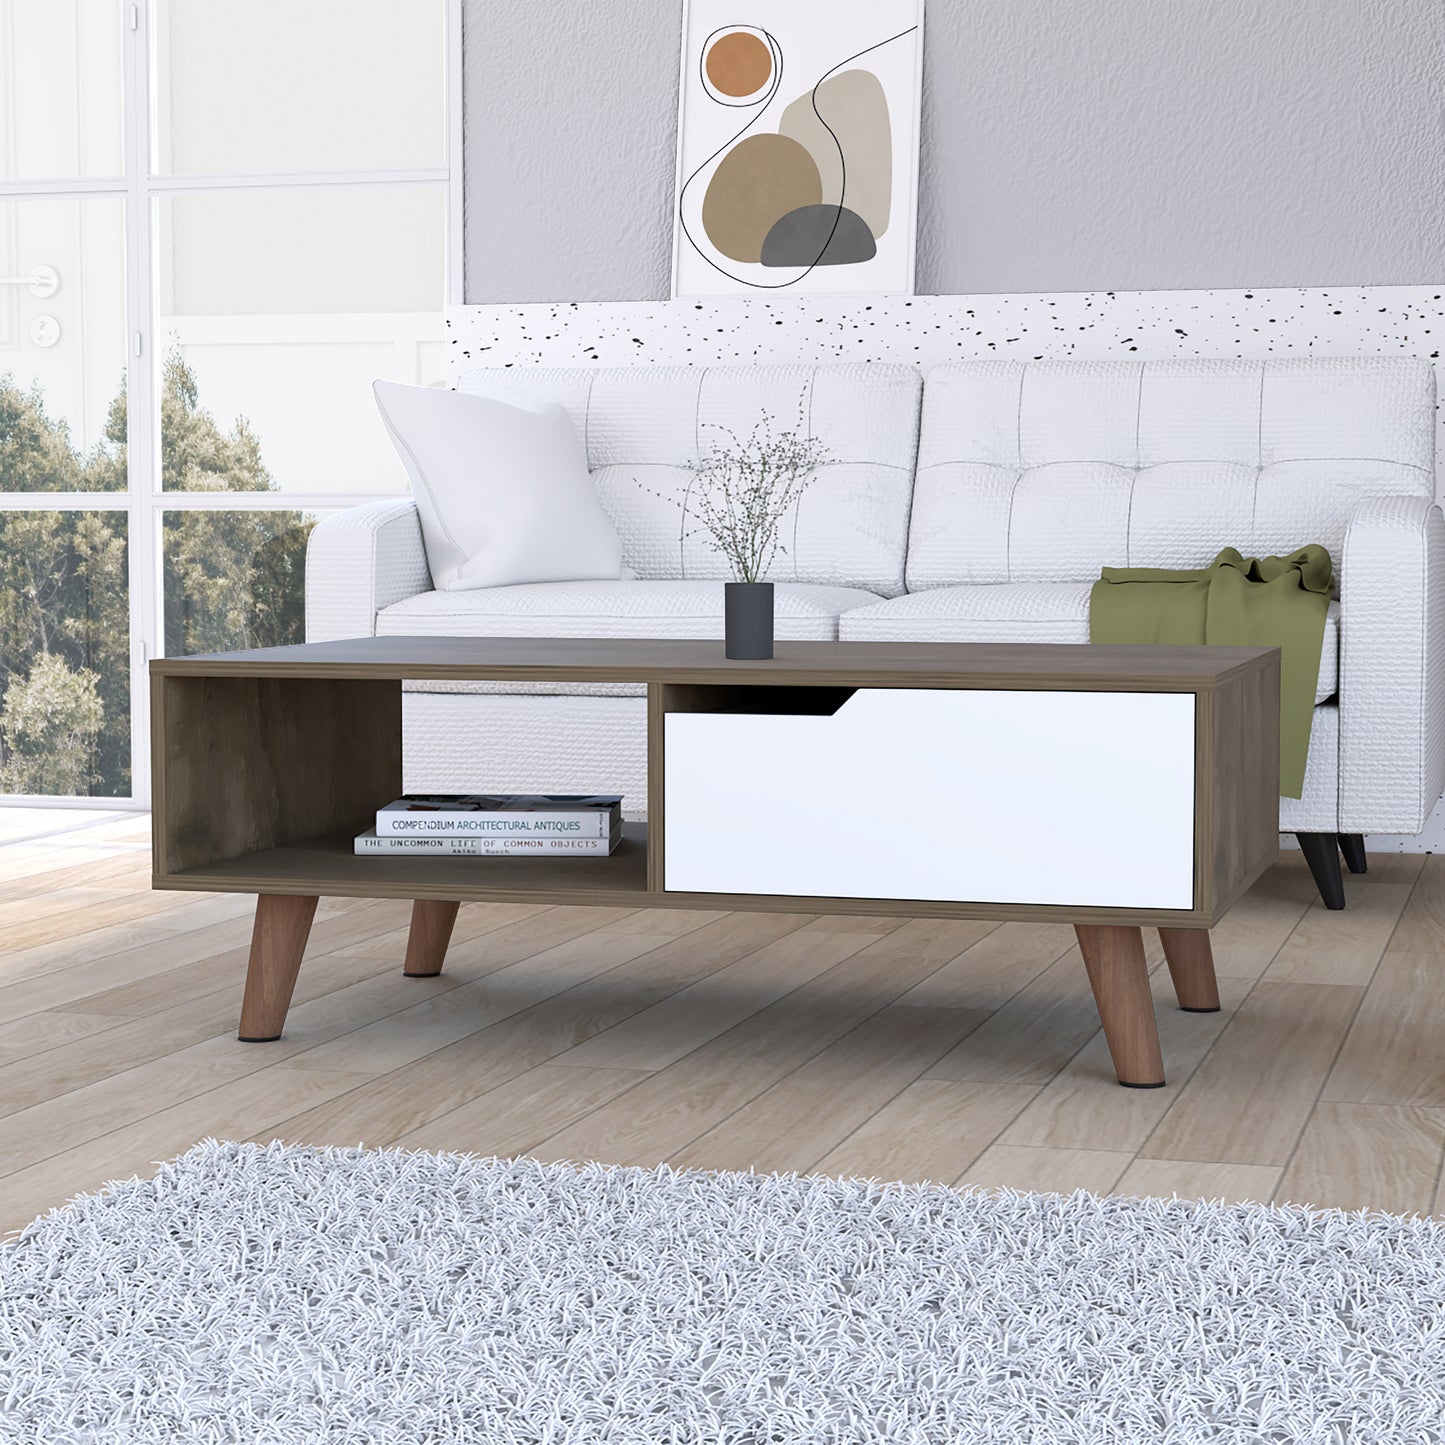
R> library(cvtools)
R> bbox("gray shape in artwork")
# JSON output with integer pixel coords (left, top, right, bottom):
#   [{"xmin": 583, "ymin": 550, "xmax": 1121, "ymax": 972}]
[{"xmin": 759, "ymin": 205, "xmax": 877, "ymax": 268}]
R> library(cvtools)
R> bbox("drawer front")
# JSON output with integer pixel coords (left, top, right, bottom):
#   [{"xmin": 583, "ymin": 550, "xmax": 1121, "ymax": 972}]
[{"xmin": 664, "ymin": 688, "xmax": 1196, "ymax": 909}]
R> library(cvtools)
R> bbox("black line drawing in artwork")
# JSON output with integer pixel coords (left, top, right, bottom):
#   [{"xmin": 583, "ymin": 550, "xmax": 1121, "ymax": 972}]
[{"xmin": 677, "ymin": 25, "xmax": 918, "ymax": 292}]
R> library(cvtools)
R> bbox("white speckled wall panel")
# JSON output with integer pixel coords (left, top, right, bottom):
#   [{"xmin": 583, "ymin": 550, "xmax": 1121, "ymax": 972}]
[{"xmin": 447, "ymin": 287, "xmax": 1445, "ymax": 494}]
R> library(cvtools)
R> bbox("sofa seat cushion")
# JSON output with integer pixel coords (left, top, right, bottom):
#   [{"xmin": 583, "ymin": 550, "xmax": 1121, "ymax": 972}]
[
  {"xmin": 380, "ymin": 580, "xmax": 882, "ymax": 697},
  {"xmin": 839, "ymin": 582, "xmax": 1340, "ymax": 704}
]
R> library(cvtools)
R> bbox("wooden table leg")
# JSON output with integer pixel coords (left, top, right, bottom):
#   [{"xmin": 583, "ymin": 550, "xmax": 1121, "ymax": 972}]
[
  {"xmin": 403, "ymin": 900, "xmax": 460, "ymax": 978},
  {"xmin": 238, "ymin": 894, "xmax": 318, "ymax": 1042},
  {"xmin": 1074, "ymin": 924, "xmax": 1166, "ymax": 1088},
  {"xmin": 1157, "ymin": 927, "xmax": 1221, "ymax": 1012}
]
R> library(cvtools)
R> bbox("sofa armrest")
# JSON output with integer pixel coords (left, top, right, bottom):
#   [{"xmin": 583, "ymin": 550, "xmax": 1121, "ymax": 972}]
[
  {"xmin": 305, "ymin": 500, "xmax": 433, "ymax": 642},
  {"xmin": 1339, "ymin": 493, "xmax": 1445, "ymax": 834}
]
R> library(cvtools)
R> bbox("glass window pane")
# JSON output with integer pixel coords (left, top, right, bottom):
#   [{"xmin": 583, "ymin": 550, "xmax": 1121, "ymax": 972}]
[
  {"xmin": 163, "ymin": 510, "xmax": 326, "ymax": 655},
  {"xmin": 157, "ymin": 186, "xmax": 443, "ymax": 494},
  {"xmin": 153, "ymin": 0, "xmax": 445, "ymax": 175},
  {"xmin": 159, "ymin": 187, "xmax": 443, "ymax": 316},
  {"xmin": 0, "ymin": 2, "xmax": 123, "ymax": 180},
  {"xmin": 0, "ymin": 197, "xmax": 128, "ymax": 492},
  {"xmin": 0, "ymin": 511, "xmax": 130, "ymax": 798}
]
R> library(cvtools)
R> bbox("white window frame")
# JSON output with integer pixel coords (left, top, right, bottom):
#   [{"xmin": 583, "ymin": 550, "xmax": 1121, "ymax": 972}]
[{"xmin": 0, "ymin": 0, "xmax": 460, "ymax": 809}]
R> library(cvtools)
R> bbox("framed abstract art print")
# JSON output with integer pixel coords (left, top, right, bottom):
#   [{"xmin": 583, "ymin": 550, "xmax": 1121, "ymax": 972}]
[{"xmin": 671, "ymin": 0, "xmax": 924, "ymax": 299}]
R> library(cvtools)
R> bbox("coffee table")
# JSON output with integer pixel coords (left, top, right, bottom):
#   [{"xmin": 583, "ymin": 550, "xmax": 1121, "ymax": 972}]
[{"xmin": 150, "ymin": 637, "xmax": 1279, "ymax": 1087}]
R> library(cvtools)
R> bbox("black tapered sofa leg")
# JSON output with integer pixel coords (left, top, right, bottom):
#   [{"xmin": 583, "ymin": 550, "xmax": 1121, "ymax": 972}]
[
  {"xmin": 1338, "ymin": 833, "xmax": 1368, "ymax": 875},
  {"xmin": 1296, "ymin": 832, "xmax": 1346, "ymax": 909}
]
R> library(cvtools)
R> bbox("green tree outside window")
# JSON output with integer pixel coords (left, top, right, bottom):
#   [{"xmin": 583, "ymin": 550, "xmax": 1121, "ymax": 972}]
[{"xmin": 0, "ymin": 350, "xmax": 315, "ymax": 796}]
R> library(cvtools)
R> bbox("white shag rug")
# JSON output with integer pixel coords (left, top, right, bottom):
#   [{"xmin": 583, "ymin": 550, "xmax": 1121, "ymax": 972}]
[{"xmin": 3, "ymin": 1142, "xmax": 1444, "ymax": 1443}]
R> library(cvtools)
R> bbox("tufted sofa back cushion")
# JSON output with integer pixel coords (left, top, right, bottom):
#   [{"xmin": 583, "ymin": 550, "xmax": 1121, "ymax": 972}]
[
  {"xmin": 455, "ymin": 363, "xmax": 922, "ymax": 597},
  {"xmin": 907, "ymin": 358, "xmax": 1436, "ymax": 589}
]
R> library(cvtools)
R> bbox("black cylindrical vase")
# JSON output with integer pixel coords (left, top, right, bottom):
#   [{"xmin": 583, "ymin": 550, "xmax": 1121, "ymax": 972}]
[{"xmin": 725, "ymin": 581, "xmax": 774, "ymax": 660}]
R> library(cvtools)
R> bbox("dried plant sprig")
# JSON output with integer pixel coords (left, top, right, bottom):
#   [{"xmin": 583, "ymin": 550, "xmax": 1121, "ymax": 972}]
[{"xmin": 637, "ymin": 392, "xmax": 830, "ymax": 584}]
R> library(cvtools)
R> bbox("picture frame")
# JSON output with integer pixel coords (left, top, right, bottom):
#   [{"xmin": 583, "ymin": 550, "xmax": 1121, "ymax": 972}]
[{"xmin": 671, "ymin": 0, "xmax": 925, "ymax": 300}]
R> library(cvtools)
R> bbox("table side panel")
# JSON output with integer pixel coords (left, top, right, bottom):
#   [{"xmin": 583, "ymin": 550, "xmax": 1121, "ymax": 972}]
[
  {"xmin": 1191, "ymin": 688, "xmax": 1210, "ymax": 917},
  {"xmin": 647, "ymin": 684, "xmax": 665, "ymax": 893},
  {"xmin": 1206, "ymin": 650, "xmax": 1282, "ymax": 917},
  {"xmin": 152, "ymin": 674, "xmax": 403, "ymax": 876}
]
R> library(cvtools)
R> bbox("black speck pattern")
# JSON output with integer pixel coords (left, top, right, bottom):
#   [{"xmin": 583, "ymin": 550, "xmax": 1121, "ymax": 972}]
[{"xmin": 445, "ymin": 286, "xmax": 1445, "ymax": 490}]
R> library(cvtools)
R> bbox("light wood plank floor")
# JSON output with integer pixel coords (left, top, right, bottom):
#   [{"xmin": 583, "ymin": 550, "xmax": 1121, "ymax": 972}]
[{"xmin": 2, "ymin": 812, "xmax": 1442, "ymax": 1234}]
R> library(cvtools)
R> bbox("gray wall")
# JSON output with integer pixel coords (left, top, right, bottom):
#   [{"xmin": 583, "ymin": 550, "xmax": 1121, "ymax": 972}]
[{"xmin": 463, "ymin": 0, "xmax": 1445, "ymax": 303}]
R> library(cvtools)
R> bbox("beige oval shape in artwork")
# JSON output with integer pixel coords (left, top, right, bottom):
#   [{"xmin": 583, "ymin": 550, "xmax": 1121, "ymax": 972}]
[
  {"xmin": 779, "ymin": 69, "xmax": 892, "ymax": 238},
  {"xmin": 702, "ymin": 133, "xmax": 824, "ymax": 263}
]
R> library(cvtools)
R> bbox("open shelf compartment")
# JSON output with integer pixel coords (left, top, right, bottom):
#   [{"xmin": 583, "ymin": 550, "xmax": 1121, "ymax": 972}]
[{"xmin": 162, "ymin": 823, "xmax": 653, "ymax": 904}]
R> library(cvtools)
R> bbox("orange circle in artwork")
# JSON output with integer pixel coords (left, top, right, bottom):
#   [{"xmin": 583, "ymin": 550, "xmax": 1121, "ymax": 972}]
[{"xmin": 705, "ymin": 31, "xmax": 772, "ymax": 97}]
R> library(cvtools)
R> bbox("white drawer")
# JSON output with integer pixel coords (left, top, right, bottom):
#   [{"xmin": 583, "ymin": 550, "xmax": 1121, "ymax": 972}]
[{"xmin": 664, "ymin": 688, "xmax": 1196, "ymax": 909}]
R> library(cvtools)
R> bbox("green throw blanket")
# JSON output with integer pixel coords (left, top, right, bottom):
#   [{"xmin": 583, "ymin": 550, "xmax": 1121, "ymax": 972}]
[{"xmin": 1089, "ymin": 546, "xmax": 1333, "ymax": 798}]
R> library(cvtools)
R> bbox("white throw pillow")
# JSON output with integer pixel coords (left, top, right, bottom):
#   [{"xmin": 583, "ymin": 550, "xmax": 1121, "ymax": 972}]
[{"xmin": 373, "ymin": 380, "xmax": 625, "ymax": 591}]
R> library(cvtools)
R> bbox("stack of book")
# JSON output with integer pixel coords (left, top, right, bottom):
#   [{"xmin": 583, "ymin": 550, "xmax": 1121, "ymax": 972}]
[{"xmin": 354, "ymin": 795, "xmax": 624, "ymax": 856}]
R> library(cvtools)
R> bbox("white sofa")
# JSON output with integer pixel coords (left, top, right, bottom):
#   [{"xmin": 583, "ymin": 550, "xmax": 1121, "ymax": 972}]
[{"xmin": 307, "ymin": 357, "xmax": 1445, "ymax": 908}]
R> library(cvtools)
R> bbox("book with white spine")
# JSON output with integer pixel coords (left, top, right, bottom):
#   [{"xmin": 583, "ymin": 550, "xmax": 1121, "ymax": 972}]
[
  {"xmin": 375, "ymin": 794, "xmax": 622, "ymax": 838},
  {"xmin": 355, "ymin": 827, "xmax": 621, "ymax": 857}
]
